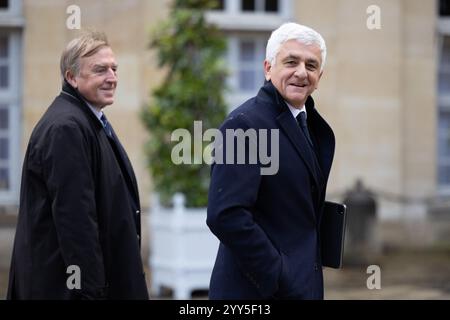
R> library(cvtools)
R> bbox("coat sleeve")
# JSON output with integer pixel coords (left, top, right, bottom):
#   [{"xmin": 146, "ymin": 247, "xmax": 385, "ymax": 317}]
[
  {"xmin": 206, "ymin": 114, "xmax": 282, "ymax": 298},
  {"xmin": 41, "ymin": 121, "xmax": 107, "ymax": 299}
]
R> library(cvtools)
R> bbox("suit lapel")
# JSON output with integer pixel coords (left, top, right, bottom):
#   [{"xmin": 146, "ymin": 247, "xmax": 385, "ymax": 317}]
[
  {"xmin": 308, "ymin": 108, "xmax": 335, "ymax": 182},
  {"xmin": 276, "ymin": 110, "xmax": 322, "ymax": 188}
]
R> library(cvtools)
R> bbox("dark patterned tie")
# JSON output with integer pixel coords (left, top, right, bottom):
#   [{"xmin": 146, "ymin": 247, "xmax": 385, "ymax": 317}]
[
  {"xmin": 296, "ymin": 111, "xmax": 314, "ymax": 148},
  {"xmin": 100, "ymin": 114, "xmax": 113, "ymax": 138}
]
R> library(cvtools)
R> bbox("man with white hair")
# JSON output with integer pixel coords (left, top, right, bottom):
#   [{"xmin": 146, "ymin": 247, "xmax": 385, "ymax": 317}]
[{"xmin": 207, "ymin": 23, "xmax": 335, "ymax": 299}]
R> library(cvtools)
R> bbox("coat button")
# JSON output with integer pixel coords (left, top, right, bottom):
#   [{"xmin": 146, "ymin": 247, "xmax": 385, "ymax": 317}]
[
  {"xmin": 135, "ymin": 210, "xmax": 140, "ymax": 215},
  {"xmin": 137, "ymin": 235, "xmax": 140, "ymax": 241},
  {"xmin": 314, "ymin": 263, "xmax": 319, "ymax": 271}
]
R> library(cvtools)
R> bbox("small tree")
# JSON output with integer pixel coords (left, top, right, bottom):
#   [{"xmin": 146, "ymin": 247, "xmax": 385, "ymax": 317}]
[{"xmin": 142, "ymin": 0, "xmax": 227, "ymax": 207}]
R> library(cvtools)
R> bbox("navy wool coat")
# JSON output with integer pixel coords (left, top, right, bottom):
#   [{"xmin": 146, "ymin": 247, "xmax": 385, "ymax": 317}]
[{"xmin": 207, "ymin": 81, "xmax": 335, "ymax": 299}]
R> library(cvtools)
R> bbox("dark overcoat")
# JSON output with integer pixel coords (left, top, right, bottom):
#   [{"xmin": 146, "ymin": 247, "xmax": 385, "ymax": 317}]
[
  {"xmin": 7, "ymin": 82, "xmax": 149, "ymax": 299},
  {"xmin": 207, "ymin": 81, "xmax": 335, "ymax": 299}
]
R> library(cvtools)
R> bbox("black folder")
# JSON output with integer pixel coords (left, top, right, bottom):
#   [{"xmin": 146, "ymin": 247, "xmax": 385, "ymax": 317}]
[{"xmin": 320, "ymin": 201, "xmax": 347, "ymax": 268}]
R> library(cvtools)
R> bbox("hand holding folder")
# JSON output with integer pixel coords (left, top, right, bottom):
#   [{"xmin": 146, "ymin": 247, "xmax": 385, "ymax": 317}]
[{"xmin": 320, "ymin": 201, "xmax": 347, "ymax": 268}]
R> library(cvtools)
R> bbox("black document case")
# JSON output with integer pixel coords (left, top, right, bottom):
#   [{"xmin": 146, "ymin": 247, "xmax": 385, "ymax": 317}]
[{"xmin": 320, "ymin": 201, "xmax": 347, "ymax": 268}]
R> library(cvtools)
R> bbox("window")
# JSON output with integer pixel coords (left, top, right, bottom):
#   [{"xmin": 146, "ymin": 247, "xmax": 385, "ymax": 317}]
[
  {"xmin": 213, "ymin": 0, "xmax": 280, "ymax": 13},
  {"xmin": 0, "ymin": 0, "xmax": 22, "ymax": 21},
  {"xmin": 438, "ymin": 35, "xmax": 450, "ymax": 189},
  {"xmin": 0, "ymin": 31, "xmax": 21, "ymax": 204},
  {"xmin": 0, "ymin": 36, "xmax": 9, "ymax": 88},
  {"xmin": 0, "ymin": 0, "xmax": 21, "ymax": 206},
  {"xmin": 438, "ymin": 1, "xmax": 450, "ymax": 192},
  {"xmin": 440, "ymin": 0, "xmax": 450, "ymax": 17},
  {"xmin": 265, "ymin": 0, "xmax": 278, "ymax": 12},
  {"xmin": 0, "ymin": 35, "xmax": 10, "ymax": 192},
  {"xmin": 0, "ymin": 105, "xmax": 9, "ymax": 190},
  {"xmin": 241, "ymin": 0, "xmax": 279, "ymax": 13},
  {"xmin": 206, "ymin": 0, "xmax": 291, "ymax": 31},
  {"xmin": 226, "ymin": 34, "xmax": 268, "ymax": 110},
  {"xmin": 438, "ymin": 110, "xmax": 450, "ymax": 185},
  {"xmin": 237, "ymin": 39, "xmax": 264, "ymax": 91}
]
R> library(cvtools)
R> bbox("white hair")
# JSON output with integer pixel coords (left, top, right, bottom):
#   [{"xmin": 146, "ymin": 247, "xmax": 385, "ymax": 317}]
[{"xmin": 266, "ymin": 22, "xmax": 327, "ymax": 71}]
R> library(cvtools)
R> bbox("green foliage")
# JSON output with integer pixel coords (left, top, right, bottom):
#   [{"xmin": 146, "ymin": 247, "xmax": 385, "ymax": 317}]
[{"xmin": 141, "ymin": 0, "xmax": 228, "ymax": 207}]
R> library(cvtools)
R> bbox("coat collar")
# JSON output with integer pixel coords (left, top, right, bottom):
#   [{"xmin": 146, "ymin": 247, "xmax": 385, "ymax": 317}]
[
  {"xmin": 257, "ymin": 80, "xmax": 317, "ymax": 116},
  {"xmin": 61, "ymin": 80, "xmax": 141, "ymax": 207},
  {"xmin": 60, "ymin": 80, "xmax": 104, "ymax": 130}
]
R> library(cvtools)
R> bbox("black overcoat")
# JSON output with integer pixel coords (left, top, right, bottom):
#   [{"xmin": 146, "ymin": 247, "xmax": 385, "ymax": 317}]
[{"xmin": 7, "ymin": 82, "xmax": 149, "ymax": 299}]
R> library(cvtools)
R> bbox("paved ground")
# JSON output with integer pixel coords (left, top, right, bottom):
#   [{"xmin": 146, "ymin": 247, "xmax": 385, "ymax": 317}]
[
  {"xmin": 1, "ymin": 224, "xmax": 449, "ymax": 300},
  {"xmin": 151, "ymin": 249, "xmax": 450, "ymax": 300},
  {"xmin": 323, "ymin": 249, "xmax": 450, "ymax": 299}
]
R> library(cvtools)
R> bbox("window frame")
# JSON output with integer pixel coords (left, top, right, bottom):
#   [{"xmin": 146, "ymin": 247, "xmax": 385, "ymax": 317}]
[
  {"xmin": 437, "ymin": 17, "xmax": 450, "ymax": 194},
  {"xmin": 0, "ymin": 30, "xmax": 21, "ymax": 205},
  {"xmin": 225, "ymin": 33, "xmax": 268, "ymax": 110},
  {"xmin": 0, "ymin": 0, "xmax": 23, "ymax": 27},
  {"xmin": 206, "ymin": 0, "xmax": 292, "ymax": 31}
]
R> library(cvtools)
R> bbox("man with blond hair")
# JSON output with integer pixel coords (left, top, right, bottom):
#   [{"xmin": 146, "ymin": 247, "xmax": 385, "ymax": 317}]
[
  {"xmin": 207, "ymin": 23, "xmax": 335, "ymax": 299},
  {"xmin": 7, "ymin": 31, "xmax": 149, "ymax": 299}
]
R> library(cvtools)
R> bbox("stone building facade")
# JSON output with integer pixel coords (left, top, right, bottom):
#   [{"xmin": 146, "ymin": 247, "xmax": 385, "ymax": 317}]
[{"xmin": 0, "ymin": 0, "xmax": 443, "ymax": 221}]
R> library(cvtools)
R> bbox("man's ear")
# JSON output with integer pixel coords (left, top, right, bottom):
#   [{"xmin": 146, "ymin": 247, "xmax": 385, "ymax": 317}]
[
  {"xmin": 264, "ymin": 60, "xmax": 272, "ymax": 81},
  {"xmin": 65, "ymin": 70, "xmax": 78, "ymax": 88}
]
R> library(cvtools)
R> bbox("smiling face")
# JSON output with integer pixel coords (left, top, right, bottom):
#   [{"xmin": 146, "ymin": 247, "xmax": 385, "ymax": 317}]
[
  {"xmin": 264, "ymin": 39, "xmax": 323, "ymax": 108},
  {"xmin": 66, "ymin": 46, "xmax": 118, "ymax": 110}
]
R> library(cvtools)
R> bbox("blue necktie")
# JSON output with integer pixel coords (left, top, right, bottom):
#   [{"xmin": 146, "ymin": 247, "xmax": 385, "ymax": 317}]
[
  {"xmin": 100, "ymin": 114, "xmax": 113, "ymax": 138},
  {"xmin": 296, "ymin": 111, "xmax": 314, "ymax": 148}
]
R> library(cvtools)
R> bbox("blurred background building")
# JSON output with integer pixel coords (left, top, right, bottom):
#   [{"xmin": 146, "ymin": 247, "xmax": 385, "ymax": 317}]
[{"xmin": 0, "ymin": 0, "xmax": 449, "ymax": 299}]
